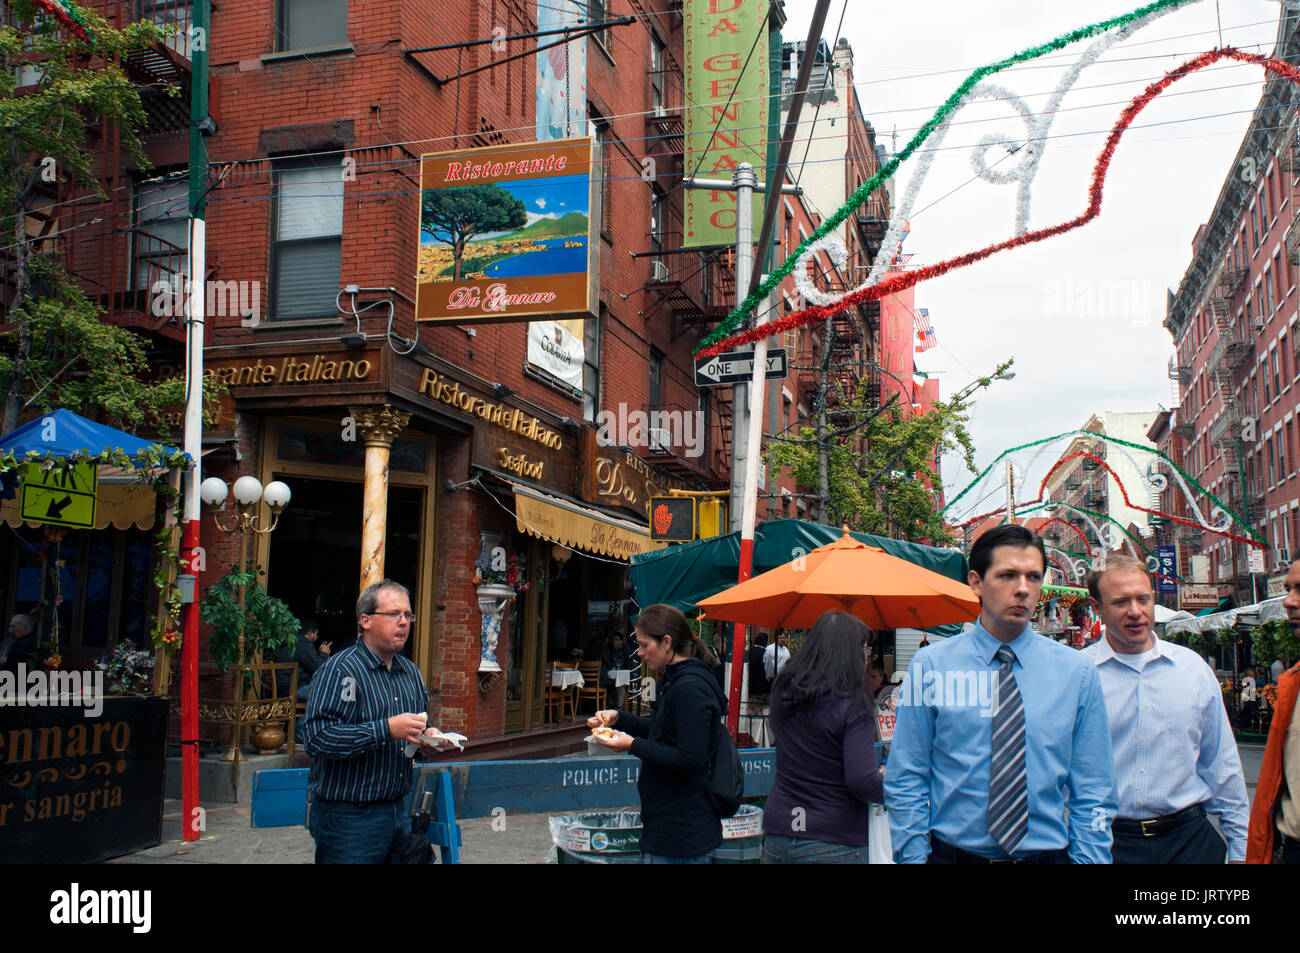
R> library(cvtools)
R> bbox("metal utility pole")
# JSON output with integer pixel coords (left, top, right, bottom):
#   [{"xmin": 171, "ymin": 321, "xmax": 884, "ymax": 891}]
[{"xmin": 180, "ymin": 0, "xmax": 212, "ymax": 842}]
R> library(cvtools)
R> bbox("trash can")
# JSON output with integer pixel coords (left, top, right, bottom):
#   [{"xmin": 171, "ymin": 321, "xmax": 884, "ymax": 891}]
[{"xmin": 549, "ymin": 805, "xmax": 764, "ymax": 864}]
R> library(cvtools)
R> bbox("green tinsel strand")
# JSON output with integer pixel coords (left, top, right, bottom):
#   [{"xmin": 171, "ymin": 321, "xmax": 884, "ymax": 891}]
[
  {"xmin": 943, "ymin": 427, "xmax": 1265, "ymax": 547},
  {"xmin": 696, "ymin": 0, "xmax": 1199, "ymax": 353}
]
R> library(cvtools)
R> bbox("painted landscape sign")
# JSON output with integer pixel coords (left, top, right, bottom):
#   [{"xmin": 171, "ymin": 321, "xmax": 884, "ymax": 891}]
[{"xmin": 416, "ymin": 137, "xmax": 599, "ymax": 324}]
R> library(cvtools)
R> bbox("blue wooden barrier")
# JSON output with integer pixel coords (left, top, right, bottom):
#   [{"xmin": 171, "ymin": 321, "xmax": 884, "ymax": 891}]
[{"xmin": 250, "ymin": 748, "xmax": 779, "ymax": 864}]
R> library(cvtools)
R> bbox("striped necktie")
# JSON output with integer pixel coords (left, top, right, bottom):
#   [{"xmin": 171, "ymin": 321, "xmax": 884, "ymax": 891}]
[{"xmin": 988, "ymin": 644, "xmax": 1028, "ymax": 857}]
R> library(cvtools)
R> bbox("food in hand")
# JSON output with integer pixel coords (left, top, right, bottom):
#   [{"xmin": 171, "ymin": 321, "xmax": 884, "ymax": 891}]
[{"xmin": 592, "ymin": 726, "xmax": 617, "ymax": 741}]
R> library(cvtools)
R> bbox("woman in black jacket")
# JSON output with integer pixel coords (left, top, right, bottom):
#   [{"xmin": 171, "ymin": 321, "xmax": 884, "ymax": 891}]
[{"xmin": 590, "ymin": 603, "xmax": 724, "ymax": 863}]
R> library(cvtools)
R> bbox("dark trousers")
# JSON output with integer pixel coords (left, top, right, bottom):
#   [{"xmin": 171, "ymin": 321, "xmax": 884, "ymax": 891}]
[
  {"xmin": 1283, "ymin": 836, "xmax": 1300, "ymax": 864},
  {"xmin": 308, "ymin": 789, "xmax": 415, "ymax": 864},
  {"xmin": 1112, "ymin": 811, "xmax": 1227, "ymax": 864},
  {"xmin": 927, "ymin": 836, "xmax": 1069, "ymax": 864}
]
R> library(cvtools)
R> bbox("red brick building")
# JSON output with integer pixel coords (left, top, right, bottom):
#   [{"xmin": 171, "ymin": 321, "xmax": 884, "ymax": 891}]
[
  {"xmin": 1, "ymin": 0, "xmax": 894, "ymax": 746},
  {"xmin": 1163, "ymin": 13, "xmax": 1300, "ymax": 607}
]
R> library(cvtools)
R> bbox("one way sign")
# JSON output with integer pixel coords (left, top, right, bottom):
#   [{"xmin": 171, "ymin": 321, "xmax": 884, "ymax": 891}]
[{"xmin": 695, "ymin": 348, "xmax": 788, "ymax": 387}]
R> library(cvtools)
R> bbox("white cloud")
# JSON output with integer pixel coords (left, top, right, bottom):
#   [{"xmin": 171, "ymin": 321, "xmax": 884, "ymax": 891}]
[{"xmin": 535, "ymin": 198, "xmax": 547, "ymax": 209}]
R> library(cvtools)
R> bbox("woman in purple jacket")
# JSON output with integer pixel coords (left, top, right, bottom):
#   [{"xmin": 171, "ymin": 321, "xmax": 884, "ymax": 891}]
[{"xmin": 762, "ymin": 611, "xmax": 884, "ymax": 863}]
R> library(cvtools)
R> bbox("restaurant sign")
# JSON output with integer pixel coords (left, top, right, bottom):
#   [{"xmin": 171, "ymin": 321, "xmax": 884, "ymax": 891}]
[
  {"xmin": 416, "ymin": 137, "xmax": 599, "ymax": 324},
  {"xmin": 0, "ymin": 697, "xmax": 169, "ymax": 863},
  {"xmin": 1180, "ymin": 585, "xmax": 1224, "ymax": 609},
  {"xmin": 684, "ymin": 0, "xmax": 768, "ymax": 247},
  {"xmin": 580, "ymin": 431, "xmax": 700, "ymax": 520}
]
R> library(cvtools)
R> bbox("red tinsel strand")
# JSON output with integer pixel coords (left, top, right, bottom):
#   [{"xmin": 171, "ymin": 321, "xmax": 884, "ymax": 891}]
[
  {"xmin": 959, "ymin": 447, "xmax": 1268, "ymax": 550},
  {"xmin": 698, "ymin": 48, "xmax": 1300, "ymax": 360},
  {"xmin": 32, "ymin": 0, "xmax": 93, "ymax": 41}
]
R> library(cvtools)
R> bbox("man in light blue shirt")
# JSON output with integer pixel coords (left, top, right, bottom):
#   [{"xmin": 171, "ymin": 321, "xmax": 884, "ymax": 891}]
[
  {"xmin": 886, "ymin": 524, "xmax": 1117, "ymax": 863},
  {"xmin": 1081, "ymin": 555, "xmax": 1248, "ymax": 863}
]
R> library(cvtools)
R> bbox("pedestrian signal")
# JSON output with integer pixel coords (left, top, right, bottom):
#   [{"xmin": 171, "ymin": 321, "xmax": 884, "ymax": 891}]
[{"xmin": 648, "ymin": 497, "xmax": 695, "ymax": 541}]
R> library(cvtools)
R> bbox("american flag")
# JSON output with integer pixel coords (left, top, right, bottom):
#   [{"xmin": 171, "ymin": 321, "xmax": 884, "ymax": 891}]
[
  {"xmin": 914, "ymin": 307, "xmax": 931, "ymax": 334},
  {"xmin": 915, "ymin": 327, "xmax": 937, "ymax": 353}
]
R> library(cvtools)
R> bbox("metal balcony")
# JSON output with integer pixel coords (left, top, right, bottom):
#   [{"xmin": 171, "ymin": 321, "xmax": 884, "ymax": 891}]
[
  {"xmin": 1219, "ymin": 264, "xmax": 1248, "ymax": 299},
  {"xmin": 1208, "ymin": 400, "xmax": 1242, "ymax": 449},
  {"xmin": 1171, "ymin": 417, "xmax": 1196, "ymax": 440},
  {"xmin": 1288, "ymin": 218, "xmax": 1300, "ymax": 268},
  {"xmin": 1168, "ymin": 355, "xmax": 1192, "ymax": 384}
]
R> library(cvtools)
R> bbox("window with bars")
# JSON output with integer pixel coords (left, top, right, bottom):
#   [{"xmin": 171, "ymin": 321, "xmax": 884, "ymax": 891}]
[
  {"xmin": 650, "ymin": 32, "xmax": 666, "ymax": 117},
  {"xmin": 276, "ymin": 0, "xmax": 348, "ymax": 52},
  {"xmin": 588, "ymin": 0, "xmax": 608, "ymax": 54},
  {"xmin": 583, "ymin": 310, "xmax": 602, "ymax": 424},
  {"xmin": 133, "ymin": 176, "xmax": 189, "ymax": 292},
  {"xmin": 271, "ymin": 159, "xmax": 344, "ymax": 320},
  {"xmin": 591, "ymin": 112, "xmax": 611, "ymax": 236}
]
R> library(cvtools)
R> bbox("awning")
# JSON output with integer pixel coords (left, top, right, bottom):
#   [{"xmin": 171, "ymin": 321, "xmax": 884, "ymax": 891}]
[
  {"xmin": 1, "ymin": 480, "xmax": 157, "ymax": 531},
  {"xmin": 1165, "ymin": 596, "xmax": 1287, "ymax": 635},
  {"xmin": 509, "ymin": 481, "xmax": 665, "ymax": 561}
]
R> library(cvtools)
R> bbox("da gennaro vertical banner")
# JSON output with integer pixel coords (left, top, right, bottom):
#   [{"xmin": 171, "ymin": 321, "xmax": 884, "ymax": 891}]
[
  {"xmin": 684, "ymin": 0, "xmax": 768, "ymax": 248},
  {"xmin": 416, "ymin": 137, "xmax": 599, "ymax": 324}
]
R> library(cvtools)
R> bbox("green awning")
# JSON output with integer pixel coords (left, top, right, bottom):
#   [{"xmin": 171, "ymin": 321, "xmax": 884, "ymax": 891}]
[{"xmin": 629, "ymin": 518, "xmax": 970, "ymax": 634}]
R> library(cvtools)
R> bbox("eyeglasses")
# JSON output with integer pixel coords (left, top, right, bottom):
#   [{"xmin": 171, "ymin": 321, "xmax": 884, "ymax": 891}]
[{"xmin": 368, "ymin": 611, "xmax": 416, "ymax": 623}]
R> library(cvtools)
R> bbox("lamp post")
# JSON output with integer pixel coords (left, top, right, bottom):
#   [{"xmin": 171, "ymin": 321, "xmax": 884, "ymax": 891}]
[{"xmin": 199, "ymin": 475, "xmax": 291, "ymax": 760}]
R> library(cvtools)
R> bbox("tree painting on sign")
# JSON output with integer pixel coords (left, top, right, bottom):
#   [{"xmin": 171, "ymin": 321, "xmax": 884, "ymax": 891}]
[{"xmin": 419, "ymin": 176, "xmax": 590, "ymax": 283}]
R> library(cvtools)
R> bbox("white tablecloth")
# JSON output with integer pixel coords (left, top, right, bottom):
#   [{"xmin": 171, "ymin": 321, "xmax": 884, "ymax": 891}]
[
  {"xmin": 608, "ymin": 669, "xmax": 633, "ymax": 688},
  {"xmin": 551, "ymin": 669, "xmax": 585, "ymax": 689}
]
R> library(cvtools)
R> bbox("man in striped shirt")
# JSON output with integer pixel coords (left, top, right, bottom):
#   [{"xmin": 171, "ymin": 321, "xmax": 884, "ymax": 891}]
[
  {"xmin": 303, "ymin": 579, "xmax": 434, "ymax": 863},
  {"xmin": 1082, "ymin": 555, "xmax": 1248, "ymax": 863}
]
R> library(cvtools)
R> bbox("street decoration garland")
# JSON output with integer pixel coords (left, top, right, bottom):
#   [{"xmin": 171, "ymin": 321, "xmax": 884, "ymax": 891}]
[
  {"xmin": 695, "ymin": 1, "xmax": 1300, "ymax": 358},
  {"xmin": 31, "ymin": 0, "xmax": 94, "ymax": 42},
  {"xmin": 945, "ymin": 429, "xmax": 1268, "ymax": 549}
]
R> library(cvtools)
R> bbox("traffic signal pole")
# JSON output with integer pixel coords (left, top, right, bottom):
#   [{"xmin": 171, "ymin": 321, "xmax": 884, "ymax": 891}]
[{"xmin": 181, "ymin": 0, "xmax": 212, "ymax": 841}]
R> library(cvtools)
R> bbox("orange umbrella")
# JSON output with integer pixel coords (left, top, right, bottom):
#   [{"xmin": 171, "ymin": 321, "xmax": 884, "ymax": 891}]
[{"xmin": 696, "ymin": 526, "xmax": 981, "ymax": 630}]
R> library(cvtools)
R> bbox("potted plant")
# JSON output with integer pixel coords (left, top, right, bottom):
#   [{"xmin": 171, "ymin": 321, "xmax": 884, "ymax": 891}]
[{"xmin": 199, "ymin": 568, "xmax": 300, "ymax": 753}]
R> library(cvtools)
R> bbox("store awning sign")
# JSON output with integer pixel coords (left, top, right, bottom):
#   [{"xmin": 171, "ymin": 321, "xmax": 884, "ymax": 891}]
[
  {"xmin": 19, "ymin": 463, "xmax": 98, "ymax": 529},
  {"xmin": 416, "ymin": 137, "xmax": 599, "ymax": 325},
  {"xmin": 512, "ymin": 483, "xmax": 665, "ymax": 560}
]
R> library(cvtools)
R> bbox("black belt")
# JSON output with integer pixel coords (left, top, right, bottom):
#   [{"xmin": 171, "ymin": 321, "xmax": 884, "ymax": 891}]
[
  {"xmin": 930, "ymin": 836, "xmax": 1068, "ymax": 864},
  {"xmin": 1113, "ymin": 803, "xmax": 1204, "ymax": 838}
]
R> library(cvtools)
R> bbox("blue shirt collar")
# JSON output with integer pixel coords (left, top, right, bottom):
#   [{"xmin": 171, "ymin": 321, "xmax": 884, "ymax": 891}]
[{"xmin": 971, "ymin": 616, "xmax": 1037, "ymax": 666}]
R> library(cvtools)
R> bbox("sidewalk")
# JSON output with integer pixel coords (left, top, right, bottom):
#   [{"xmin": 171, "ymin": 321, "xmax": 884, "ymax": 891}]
[
  {"xmin": 107, "ymin": 797, "xmax": 557, "ymax": 865},
  {"xmin": 108, "ymin": 741, "xmax": 1268, "ymax": 864}
]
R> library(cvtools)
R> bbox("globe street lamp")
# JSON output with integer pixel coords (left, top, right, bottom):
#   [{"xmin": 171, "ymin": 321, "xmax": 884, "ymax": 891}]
[{"xmin": 200, "ymin": 475, "xmax": 290, "ymax": 761}]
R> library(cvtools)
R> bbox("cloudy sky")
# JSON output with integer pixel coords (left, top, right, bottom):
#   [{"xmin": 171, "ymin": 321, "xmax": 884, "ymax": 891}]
[{"xmin": 778, "ymin": 0, "xmax": 1282, "ymax": 523}]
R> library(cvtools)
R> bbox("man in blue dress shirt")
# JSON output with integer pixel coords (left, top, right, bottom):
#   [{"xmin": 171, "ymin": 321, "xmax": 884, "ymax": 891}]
[
  {"xmin": 1082, "ymin": 554, "xmax": 1248, "ymax": 863},
  {"xmin": 886, "ymin": 524, "xmax": 1117, "ymax": 863},
  {"xmin": 303, "ymin": 579, "xmax": 436, "ymax": 864}
]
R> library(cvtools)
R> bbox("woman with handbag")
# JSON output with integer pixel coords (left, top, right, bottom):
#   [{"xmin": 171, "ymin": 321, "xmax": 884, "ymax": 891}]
[
  {"xmin": 589, "ymin": 603, "xmax": 725, "ymax": 864},
  {"xmin": 762, "ymin": 611, "xmax": 884, "ymax": 863}
]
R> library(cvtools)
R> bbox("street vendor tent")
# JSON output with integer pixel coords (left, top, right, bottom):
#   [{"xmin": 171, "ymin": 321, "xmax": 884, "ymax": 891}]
[
  {"xmin": 0, "ymin": 408, "xmax": 188, "ymax": 530},
  {"xmin": 0, "ymin": 408, "xmax": 185, "ymax": 461},
  {"xmin": 629, "ymin": 519, "xmax": 969, "ymax": 633},
  {"xmin": 1164, "ymin": 596, "xmax": 1287, "ymax": 636}
]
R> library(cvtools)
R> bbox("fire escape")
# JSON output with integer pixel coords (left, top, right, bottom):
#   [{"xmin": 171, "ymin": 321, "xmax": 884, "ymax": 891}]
[{"xmin": 2, "ymin": 2, "xmax": 197, "ymax": 346}]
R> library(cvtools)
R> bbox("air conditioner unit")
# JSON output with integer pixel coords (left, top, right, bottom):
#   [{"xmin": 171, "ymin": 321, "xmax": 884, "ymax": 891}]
[
  {"xmin": 651, "ymin": 260, "xmax": 669, "ymax": 282},
  {"xmin": 648, "ymin": 428, "xmax": 672, "ymax": 454}
]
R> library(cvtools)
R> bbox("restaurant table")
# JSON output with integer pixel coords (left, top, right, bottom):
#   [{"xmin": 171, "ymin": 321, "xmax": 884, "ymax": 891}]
[
  {"xmin": 608, "ymin": 669, "xmax": 632, "ymax": 707},
  {"xmin": 551, "ymin": 669, "xmax": 585, "ymax": 690}
]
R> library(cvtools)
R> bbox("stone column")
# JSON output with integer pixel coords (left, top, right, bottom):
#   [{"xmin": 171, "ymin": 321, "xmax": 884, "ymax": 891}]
[{"xmin": 350, "ymin": 404, "xmax": 411, "ymax": 591}]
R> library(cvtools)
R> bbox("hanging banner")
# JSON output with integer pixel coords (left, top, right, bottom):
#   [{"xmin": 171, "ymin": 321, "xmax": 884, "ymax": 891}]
[
  {"xmin": 526, "ymin": 319, "xmax": 584, "ymax": 394},
  {"xmin": 530, "ymin": 6, "xmax": 589, "ymax": 381},
  {"xmin": 536, "ymin": 3, "xmax": 587, "ymax": 142},
  {"xmin": 683, "ymin": 0, "xmax": 768, "ymax": 247},
  {"xmin": 1156, "ymin": 545, "xmax": 1177, "ymax": 594},
  {"xmin": 416, "ymin": 138, "xmax": 599, "ymax": 324}
]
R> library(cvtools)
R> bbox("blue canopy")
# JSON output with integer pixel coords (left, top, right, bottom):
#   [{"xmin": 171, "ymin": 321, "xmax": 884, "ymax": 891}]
[{"xmin": 0, "ymin": 408, "xmax": 187, "ymax": 465}]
